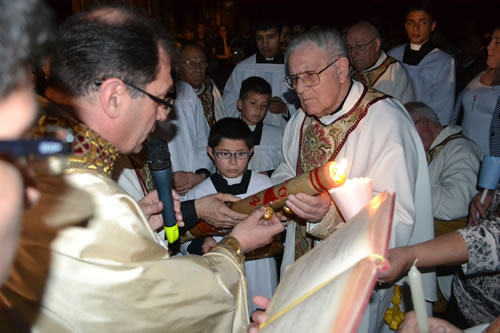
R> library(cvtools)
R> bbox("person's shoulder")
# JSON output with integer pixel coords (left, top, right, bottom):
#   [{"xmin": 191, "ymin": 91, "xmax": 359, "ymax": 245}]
[
  {"xmin": 175, "ymin": 80, "xmax": 197, "ymax": 100},
  {"xmin": 249, "ymin": 170, "xmax": 272, "ymax": 185},
  {"xmin": 427, "ymin": 48, "xmax": 454, "ymax": 62},
  {"xmin": 233, "ymin": 54, "xmax": 257, "ymax": 70},
  {"xmin": 185, "ymin": 176, "xmax": 215, "ymax": 200},
  {"xmin": 387, "ymin": 44, "xmax": 406, "ymax": 58}
]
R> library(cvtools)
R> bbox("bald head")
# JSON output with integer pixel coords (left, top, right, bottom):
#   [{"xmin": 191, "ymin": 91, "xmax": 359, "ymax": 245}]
[
  {"xmin": 345, "ymin": 21, "xmax": 381, "ymax": 71},
  {"xmin": 176, "ymin": 44, "xmax": 208, "ymax": 88}
]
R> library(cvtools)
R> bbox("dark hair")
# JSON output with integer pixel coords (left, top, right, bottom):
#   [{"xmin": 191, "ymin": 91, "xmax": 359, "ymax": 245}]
[
  {"xmin": 239, "ymin": 76, "xmax": 272, "ymax": 100},
  {"xmin": 405, "ymin": 2, "xmax": 436, "ymax": 22},
  {"xmin": 48, "ymin": 5, "xmax": 174, "ymax": 98},
  {"xmin": 208, "ymin": 118, "xmax": 254, "ymax": 149},
  {"xmin": 254, "ymin": 23, "xmax": 282, "ymax": 34},
  {"xmin": 0, "ymin": 0, "xmax": 53, "ymax": 98}
]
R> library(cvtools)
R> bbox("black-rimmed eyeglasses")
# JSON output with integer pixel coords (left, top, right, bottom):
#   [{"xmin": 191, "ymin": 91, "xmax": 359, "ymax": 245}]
[
  {"xmin": 284, "ymin": 57, "xmax": 341, "ymax": 89},
  {"xmin": 213, "ymin": 150, "xmax": 251, "ymax": 160},
  {"xmin": 95, "ymin": 80, "xmax": 174, "ymax": 111}
]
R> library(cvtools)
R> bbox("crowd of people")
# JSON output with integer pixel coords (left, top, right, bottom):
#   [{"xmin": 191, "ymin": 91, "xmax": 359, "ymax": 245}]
[{"xmin": 0, "ymin": 0, "xmax": 499, "ymax": 332}]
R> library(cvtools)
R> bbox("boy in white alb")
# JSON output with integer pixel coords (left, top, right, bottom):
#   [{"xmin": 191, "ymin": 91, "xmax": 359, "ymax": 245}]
[
  {"xmin": 237, "ymin": 76, "xmax": 283, "ymax": 175},
  {"xmin": 184, "ymin": 118, "xmax": 278, "ymax": 314}
]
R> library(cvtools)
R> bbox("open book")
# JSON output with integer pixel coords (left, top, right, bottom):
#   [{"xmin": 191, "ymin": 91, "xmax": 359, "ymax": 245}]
[{"xmin": 260, "ymin": 191, "xmax": 395, "ymax": 333}]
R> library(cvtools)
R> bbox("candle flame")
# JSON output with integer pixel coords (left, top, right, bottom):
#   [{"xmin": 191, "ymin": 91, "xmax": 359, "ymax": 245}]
[{"xmin": 329, "ymin": 159, "xmax": 347, "ymax": 185}]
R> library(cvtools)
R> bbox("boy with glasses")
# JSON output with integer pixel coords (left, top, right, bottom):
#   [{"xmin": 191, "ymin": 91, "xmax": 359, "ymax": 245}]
[{"xmin": 185, "ymin": 118, "xmax": 278, "ymax": 315}]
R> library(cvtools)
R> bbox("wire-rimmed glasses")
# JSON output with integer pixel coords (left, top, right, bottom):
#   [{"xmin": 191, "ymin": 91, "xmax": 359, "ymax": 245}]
[{"xmin": 284, "ymin": 57, "xmax": 341, "ymax": 89}]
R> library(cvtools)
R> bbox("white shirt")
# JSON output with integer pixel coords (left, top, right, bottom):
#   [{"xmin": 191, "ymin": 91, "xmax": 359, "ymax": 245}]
[
  {"xmin": 223, "ymin": 54, "xmax": 298, "ymax": 130},
  {"xmin": 451, "ymin": 72, "xmax": 500, "ymax": 156},
  {"xmin": 389, "ymin": 44, "xmax": 456, "ymax": 125}
]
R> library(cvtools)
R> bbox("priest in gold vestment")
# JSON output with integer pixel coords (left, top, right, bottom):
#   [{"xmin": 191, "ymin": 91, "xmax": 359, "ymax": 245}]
[
  {"xmin": 0, "ymin": 6, "xmax": 283, "ymax": 333},
  {"xmin": 273, "ymin": 29, "xmax": 436, "ymax": 332}
]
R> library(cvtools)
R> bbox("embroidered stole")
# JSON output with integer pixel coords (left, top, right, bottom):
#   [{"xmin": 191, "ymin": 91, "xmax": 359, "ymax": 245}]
[
  {"xmin": 426, "ymin": 131, "xmax": 469, "ymax": 164},
  {"xmin": 36, "ymin": 113, "xmax": 120, "ymax": 177},
  {"xmin": 294, "ymin": 87, "xmax": 389, "ymax": 258},
  {"xmin": 197, "ymin": 78, "xmax": 216, "ymax": 127},
  {"xmin": 351, "ymin": 56, "xmax": 397, "ymax": 88}
]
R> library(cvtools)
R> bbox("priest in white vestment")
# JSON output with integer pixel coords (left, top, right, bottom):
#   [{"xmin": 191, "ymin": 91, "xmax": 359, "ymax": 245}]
[
  {"xmin": 388, "ymin": 6, "xmax": 455, "ymax": 125},
  {"xmin": 271, "ymin": 29, "xmax": 436, "ymax": 333},
  {"xmin": 345, "ymin": 21, "xmax": 416, "ymax": 104}
]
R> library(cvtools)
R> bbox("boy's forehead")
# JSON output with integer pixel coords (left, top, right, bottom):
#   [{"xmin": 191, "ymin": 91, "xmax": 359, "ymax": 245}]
[
  {"xmin": 255, "ymin": 28, "xmax": 279, "ymax": 37},
  {"xmin": 245, "ymin": 90, "xmax": 271, "ymax": 100},
  {"xmin": 216, "ymin": 138, "xmax": 250, "ymax": 149}
]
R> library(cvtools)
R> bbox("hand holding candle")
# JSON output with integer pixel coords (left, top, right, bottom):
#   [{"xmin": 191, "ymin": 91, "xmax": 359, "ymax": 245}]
[
  {"xmin": 408, "ymin": 259, "xmax": 429, "ymax": 333},
  {"xmin": 189, "ymin": 160, "xmax": 347, "ymax": 237}
]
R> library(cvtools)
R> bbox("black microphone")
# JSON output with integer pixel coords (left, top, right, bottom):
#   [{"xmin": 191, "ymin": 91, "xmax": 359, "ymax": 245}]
[{"xmin": 146, "ymin": 138, "xmax": 179, "ymax": 243}]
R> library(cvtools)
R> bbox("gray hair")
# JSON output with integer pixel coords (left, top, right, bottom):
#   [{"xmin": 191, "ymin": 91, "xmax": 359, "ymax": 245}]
[
  {"xmin": 286, "ymin": 29, "xmax": 347, "ymax": 67},
  {"xmin": 404, "ymin": 102, "xmax": 440, "ymax": 125}
]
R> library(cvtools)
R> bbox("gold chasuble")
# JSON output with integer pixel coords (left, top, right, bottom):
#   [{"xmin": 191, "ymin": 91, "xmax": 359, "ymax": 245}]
[
  {"xmin": 294, "ymin": 87, "xmax": 389, "ymax": 258},
  {"xmin": 351, "ymin": 56, "xmax": 397, "ymax": 88}
]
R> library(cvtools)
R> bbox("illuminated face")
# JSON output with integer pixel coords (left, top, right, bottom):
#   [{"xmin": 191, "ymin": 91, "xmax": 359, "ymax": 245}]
[
  {"xmin": 288, "ymin": 43, "xmax": 347, "ymax": 118},
  {"xmin": 237, "ymin": 91, "xmax": 270, "ymax": 126},
  {"xmin": 487, "ymin": 29, "xmax": 500, "ymax": 69},
  {"xmin": 256, "ymin": 28, "xmax": 281, "ymax": 58},
  {"xmin": 0, "ymin": 85, "xmax": 37, "ymax": 140},
  {"xmin": 122, "ymin": 49, "xmax": 172, "ymax": 154},
  {"xmin": 176, "ymin": 46, "xmax": 207, "ymax": 89},
  {"xmin": 208, "ymin": 138, "xmax": 252, "ymax": 178},
  {"xmin": 405, "ymin": 10, "xmax": 436, "ymax": 45},
  {"xmin": 345, "ymin": 26, "xmax": 380, "ymax": 71}
]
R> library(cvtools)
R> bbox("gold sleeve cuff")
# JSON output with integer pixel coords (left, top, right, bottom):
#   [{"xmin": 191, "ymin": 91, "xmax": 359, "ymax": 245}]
[{"xmin": 215, "ymin": 236, "xmax": 245, "ymax": 264}]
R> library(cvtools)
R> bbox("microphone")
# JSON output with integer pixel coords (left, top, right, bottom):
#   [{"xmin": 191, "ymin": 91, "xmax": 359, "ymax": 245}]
[{"xmin": 146, "ymin": 138, "xmax": 179, "ymax": 243}]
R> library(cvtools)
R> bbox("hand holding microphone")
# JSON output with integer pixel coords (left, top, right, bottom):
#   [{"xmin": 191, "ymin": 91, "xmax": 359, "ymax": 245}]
[{"xmin": 146, "ymin": 138, "xmax": 179, "ymax": 243}]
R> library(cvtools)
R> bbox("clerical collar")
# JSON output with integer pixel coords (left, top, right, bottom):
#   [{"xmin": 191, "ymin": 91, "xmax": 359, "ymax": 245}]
[
  {"xmin": 409, "ymin": 43, "xmax": 423, "ymax": 51},
  {"xmin": 256, "ymin": 52, "xmax": 285, "ymax": 64},
  {"xmin": 402, "ymin": 41, "xmax": 435, "ymax": 66},
  {"xmin": 210, "ymin": 169, "xmax": 252, "ymax": 195},
  {"xmin": 319, "ymin": 80, "xmax": 354, "ymax": 125}
]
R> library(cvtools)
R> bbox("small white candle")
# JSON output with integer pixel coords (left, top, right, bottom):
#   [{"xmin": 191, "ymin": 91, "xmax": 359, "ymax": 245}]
[
  {"xmin": 328, "ymin": 177, "xmax": 372, "ymax": 221},
  {"xmin": 408, "ymin": 259, "xmax": 429, "ymax": 333}
]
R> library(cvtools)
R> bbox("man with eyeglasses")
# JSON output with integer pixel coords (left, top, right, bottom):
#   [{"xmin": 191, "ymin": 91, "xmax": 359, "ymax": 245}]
[
  {"xmin": 271, "ymin": 29, "xmax": 436, "ymax": 332},
  {"xmin": 176, "ymin": 43, "xmax": 225, "ymax": 127},
  {"xmin": 345, "ymin": 21, "xmax": 416, "ymax": 104},
  {"xmin": 388, "ymin": 4, "xmax": 455, "ymax": 125},
  {"xmin": 223, "ymin": 22, "xmax": 298, "ymax": 131},
  {"xmin": 0, "ymin": 5, "xmax": 283, "ymax": 332}
]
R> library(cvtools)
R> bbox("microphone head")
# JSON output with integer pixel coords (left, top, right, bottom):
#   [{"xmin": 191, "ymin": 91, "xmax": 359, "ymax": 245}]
[{"xmin": 145, "ymin": 138, "xmax": 171, "ymax": 170}]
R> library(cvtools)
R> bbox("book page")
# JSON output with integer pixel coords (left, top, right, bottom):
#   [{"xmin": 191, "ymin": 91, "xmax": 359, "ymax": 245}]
[
  {"xmin": 263, "ymin": 192, "xmax": 395, "ymax": 329},
  {"xmin": 260, "ymin": 257, "xmax": 379, "ymax": 333}
]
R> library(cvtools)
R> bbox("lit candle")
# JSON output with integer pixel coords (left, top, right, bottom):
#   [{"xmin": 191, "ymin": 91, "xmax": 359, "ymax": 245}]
[
  {"xmin": 408, "ymin": 259, "xmax": 429, "ymax": 333},
  {"xmin": 328, "ymin": 177, "xmax": 372, "ymax": 221}
]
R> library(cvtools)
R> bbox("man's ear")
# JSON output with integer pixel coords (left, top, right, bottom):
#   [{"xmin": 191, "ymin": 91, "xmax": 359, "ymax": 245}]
[
  {"xmin": 375, "ymin": 37, "xmax": 382, "ymax": 53},
  {"xmin": 431, "ymin": 21, "xmax": 437, "ymax": 32},
  {"xmin": 97, "ymin": 78, "xmax": 129, "ymax": 119},
  {"xmin": 336, "ymin": 57, "xmax": 350, "ymax": 84},
  {"xmin": 237, "ymin": 99, "xmax": 244, "ymax": 112}
]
